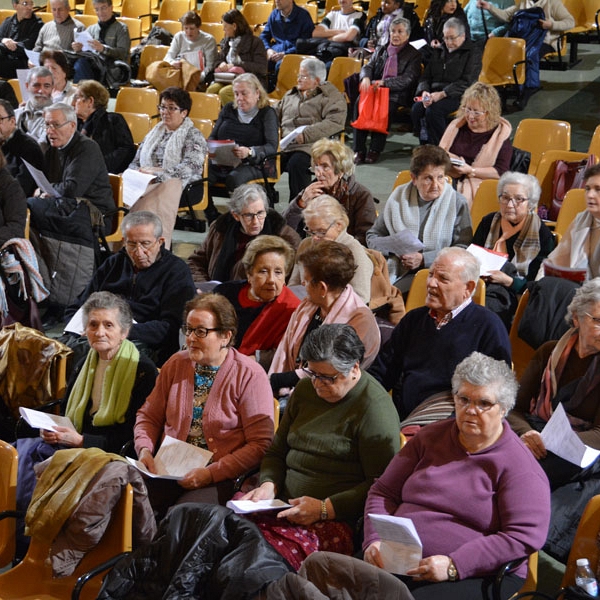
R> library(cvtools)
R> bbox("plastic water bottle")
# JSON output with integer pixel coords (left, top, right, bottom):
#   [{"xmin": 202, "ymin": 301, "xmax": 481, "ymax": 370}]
[{"xmin": 575, "ymin": 558, "xmax": 598, "ymax": 596}]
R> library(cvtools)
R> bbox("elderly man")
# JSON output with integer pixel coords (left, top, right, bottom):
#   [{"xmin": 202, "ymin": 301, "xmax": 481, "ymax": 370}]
[
  {"xmin": 64, "ymin": 211, "xmax": 196, "ymax": 366},
  {"xmin": 0, "ymin": 98, "xmax": 44, "ymax": 196},
  {"xmin": 33, "ymin": 0, "xmax": 84, "ymax": 53},
  {"xmin": 70, "ymin": 0, "xmax": 130, "ymax": 85},
  {"xmin": 411, "ymin": 17, "xmax": 482, "ymax": 145},
  {"xmin": 15, "ymin": 66, "xmax": 53, "ymax": 149},
  {"xmin": 260, "ymin": 0, "xmax": 314, "ymax": 89},
  {"xmin": 369, "ymin": 247, "xmax": 511, "ymax": 423},
  {"xmin": 0, "ymin": 0, "xmax": 43, "ymax": 78}
]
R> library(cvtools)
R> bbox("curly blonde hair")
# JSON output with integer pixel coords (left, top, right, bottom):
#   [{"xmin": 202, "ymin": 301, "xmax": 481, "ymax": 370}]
[
  {"xmin": 457, "ymin": 82, "xmax": 502, "ymax": 130},
  {"xmin": 310, "ymin": 139, "xmax": 354, "ymax": 176}
]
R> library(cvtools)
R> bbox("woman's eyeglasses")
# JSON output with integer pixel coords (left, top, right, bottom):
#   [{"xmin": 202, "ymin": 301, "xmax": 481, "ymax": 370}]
[
  {"xmin": 302, "ymin": 367, "xmax": 339, "ymax": 385},
  {"xmin": 454, "ymin": 395, "xmax": 498, "ymax": 413},
  {"xmin": 157, "ymin": 104, "xmax": 183, "ymax": 113},
  {"xmin": 303, "ymin": 221, "xmax": 335, "ymax": 238},
  {"xmin": 498, "ymin": 194, "xmax": 528, "ymax": 206},
  {"xmin": 463, "ymin": 107, "xmax": 486, "ymax": 117},
  {"xmin": 239, "ymin": 210, "xmax": 267, "ymax": 222},
  {"xmin": 182, "ymin": 325, "xmax": 221, "ymax": 338}
]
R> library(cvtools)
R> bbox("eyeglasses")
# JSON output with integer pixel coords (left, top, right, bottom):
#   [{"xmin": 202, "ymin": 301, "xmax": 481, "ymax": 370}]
[
  {"xmin": 182, "ymin": 325, "xmax": 221, "ymax": 338},
  {"xmin": 0, "ymin": 115, "xmax": 12, "ymax": 122},
  {"xmin": 19, "ymin": 2, "xmax": 34, "ymax": 6},
  {"xmin": 239, "ymin": 210, "xmax": 267, "ymax": 222},
  {"xmin": 312, "ymin": 163, "xmax": 334, "ymax": 173},
  {"xmin": 44, "ymin": 121, "xmax": 71, "ymax": 130},
  {"xmin": 303, "ymin": 221, "xmax": 336, "ymax": 238},
  {"xmin": 157, "ymin": 104, "xmax": 183, "ymax": 113},
  {"xmin": 584, "ymin": 312, "xmax": 600, "ymax": 329},
  {"xmin": 302, "ymin": 366, "xmax": 339, "ymax": 385},
  {"xmin": 454, "ymin": 395, "xmax": 498, "ymax": 413},
  {"xmin": 443, "ymin": 34, "xmax": 462, "ymax": 41},
  {"xmin": 297, "ymin": 74, "xmax": 313, "ymax": 81},
  {"xmin": 498, "ymin": 193, "xmax": 529, "ymax": 206},
  {"xmin": 464, "ymin": 107, "xmax": 486, "ymax": 117},
  {"xmin": 125, "ymin": 239, "xmax": 158, "ymax": 251}
]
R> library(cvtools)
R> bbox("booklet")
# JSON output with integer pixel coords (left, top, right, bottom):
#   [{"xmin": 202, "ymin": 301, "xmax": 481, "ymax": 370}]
[
  {"xmin": 121, "ymin": 168, "xmax": 155, "ymax": 208},
  {"xmin": 19, "ymin": 406, "xmax": 76, "ymax": 432},
  {"xmin": 367, "ymin": 514, "xmax": 423, "ymax": 575},
  {"xmin": 126, "ymin": 435, "xmax": 213, "ymax": 480},
  {"xmin": 541, "ymin": 403, "xmax": 600, "ymax": 468},
  {"xmin": 466, "ymin": 243, "xmax": 508, "ymax": 276},
  {"xmin": 207, "ymin": 139, "xmax": 241, "ymax": 168},
  {"xmin": 225, "ymin": 499, "xmax": 292, "ymax": 514},
  {"xmin": 542, "ymin": 259, "xmax": 587, "ymax": 283}
]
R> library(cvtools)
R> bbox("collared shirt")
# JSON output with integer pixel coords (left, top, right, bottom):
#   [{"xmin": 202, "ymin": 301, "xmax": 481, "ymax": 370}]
[{"xmin": 429, "ymin": 296, "xmax": 472, "ymax": 330}]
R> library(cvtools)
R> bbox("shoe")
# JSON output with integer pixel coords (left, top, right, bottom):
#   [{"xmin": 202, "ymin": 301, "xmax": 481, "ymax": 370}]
[
  {"xmin": 354, "ymin": 151, "xmax": 365, "ymax": 165},
  {"xmin": 365, "ymin": 151, "xmax": 380, "ymax": 164},
  {"xmin": 514, "ymin": 86, "xmax": 541, "ymax": 111}
]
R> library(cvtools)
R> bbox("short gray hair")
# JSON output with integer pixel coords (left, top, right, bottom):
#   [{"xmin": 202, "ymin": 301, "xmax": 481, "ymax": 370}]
[
  {"xmin": 300, "ymin": 324, "xmax": 365, "ymax": 375},
  {"xmin": 51, "ymin": 0, "xmax": 71, "ymax": 8},
  {"xmin": 497, "ymin": 171, "xmax": 541, "ymax": 210},
  {"xmin": 43, "ymin": 102, "xmax": 76, "ymax": 123},
  {"xmin": 228, "ymin": 183, "xmax": 269, "ymax": 214},
  {"xmin": 451, "ymin": 351, "xmax": 517, "ymax": 413},
  {"xmin": 82, "ymin": 291, "xmax": 133, "ymax": 333},
  {"xmin": 27, "ymin": 66, "xmax": 53, "ymax": 85},
  {"xmin": 390, "ymin": 16, "xmax": 411, "ymax": 35},
  {"xmin": 303, "ymin": 194, "xmax": 349, "ymax": 228},
  {"xmin": 300, "ymin": 58, "xmax": 327, "ymax": 83},
  {"xmin": 566, "ymin": 277, "xmax": 600, "ymax": 325},
  {"xmin": 121, "ymin": 210, "xmax": 163, "ymax": 238},
  {"xmin": 435, "ymin": 247, "xmax": 480, "ymax": 293},
  {"xmin": 444, "ymin": 17, "xmax": 465, "ymax": 36}
]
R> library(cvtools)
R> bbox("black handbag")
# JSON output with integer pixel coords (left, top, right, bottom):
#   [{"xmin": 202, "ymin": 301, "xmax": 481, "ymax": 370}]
[{"xmin": 510, "ymin": 146, "xmax": 531, "ymax": 174}]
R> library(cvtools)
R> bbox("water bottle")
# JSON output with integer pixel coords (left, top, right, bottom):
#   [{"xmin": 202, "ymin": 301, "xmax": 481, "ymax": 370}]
[{"xmin": 575, "ymin": 558, "xmax": 598, "ymax": 597}]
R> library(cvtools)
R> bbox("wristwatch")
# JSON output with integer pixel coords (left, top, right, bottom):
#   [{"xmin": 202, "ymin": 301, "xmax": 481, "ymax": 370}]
[
  {"xmin": 447, "ymin": 559, "xmax": 458, "ymax": 582},
  {"xmin": 320, "ymin": 499, "xmax": 328, "ymax": 521}
]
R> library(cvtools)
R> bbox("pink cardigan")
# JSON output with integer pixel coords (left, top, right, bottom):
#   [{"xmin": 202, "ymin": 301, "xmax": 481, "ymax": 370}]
[{"xmin": 134, "ymin": 348, "xmax": 274, "ymax": 483}]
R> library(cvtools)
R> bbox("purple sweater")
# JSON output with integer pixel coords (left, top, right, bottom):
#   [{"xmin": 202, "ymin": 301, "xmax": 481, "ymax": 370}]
[{"xmin": 363, "ymin": 419, "xmax": 550, "ymax": 580}]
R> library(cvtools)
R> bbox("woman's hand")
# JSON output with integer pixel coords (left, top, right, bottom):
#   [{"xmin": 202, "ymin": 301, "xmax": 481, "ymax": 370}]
[
  {"xmin": 278, "ymin": 496, "xmax": 324, "ymax": 525},
  {"xmin": 172, "ymin": 60, "xmax": 182, "ymax": 69},
  {"xmin": 215, "ymin": 62, "xmax": 229, "ymax": 72},
  {"xmin": 477, "ymin": 0, "xmax": 491, "ymax": 10},
  {"xmin": 450, "ymin": 159, "xmax": 472, "ymax": 178},
  {"xmin": 299, "ymin": 180, "xmax": 325, "ymax": 208},
  {"xmin": 40, "ymin": 426, "xmax": 84, "ymax": 447},
  {"xmin": 179, "ymin": 467, "xmax": 212, "ymax": 490},
  {"xmin": 486, "ymin": 269, "xmax": 513, "ymax": 287},
  {"xmin": 400, "ymin": 252, "xmax": 424, "ymax": 270},
  {"xmin": 233, "ymin": 145, "xmax": 252, "ymax": 159},
  {"xmin": 359, "ymin": 77, "xmax": 371, "ymax": 93},
  {"xmin": 241, "ymin": 481, "xmax": 276, "ymax": 501},
  {"xmin": 407, "ymin": 555, "xmax": 452, "ymax": 582},
  {"xmin": 364, "ymin": 542, "xmax": 384, "ymax": 569},
  {"xmin": 138, "ymin": 447, "xmax": 157, "ymax": 473},
  {"xmin": 520, "ymin": 430, "xmax": 547, "ymax": 460}
]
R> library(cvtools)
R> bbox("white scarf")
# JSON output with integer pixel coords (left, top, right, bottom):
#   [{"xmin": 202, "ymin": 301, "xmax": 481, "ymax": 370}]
[{"xmin": 139, "ymin": 117, "xmax": 195, "ymax": 173}]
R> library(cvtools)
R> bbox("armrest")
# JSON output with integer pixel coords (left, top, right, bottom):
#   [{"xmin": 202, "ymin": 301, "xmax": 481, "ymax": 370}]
[
  {"xmin": 72, "ymin": 551, "xmax": 132, "ymax": 600},
  {"xmin": 492, "ymin": 556, "xmax": 528, "ymax": 600},
  {"xmin": 0, "ymin": 510, "xmax": 23, "ymax": 522}
]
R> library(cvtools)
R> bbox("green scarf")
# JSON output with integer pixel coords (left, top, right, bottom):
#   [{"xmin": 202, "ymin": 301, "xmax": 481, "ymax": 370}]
[{"xmin": 65, "ymin": 339, "xmax": 139, "ymax": 431}]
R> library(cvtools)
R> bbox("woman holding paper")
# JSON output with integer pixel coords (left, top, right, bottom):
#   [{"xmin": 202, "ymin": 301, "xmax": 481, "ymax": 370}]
[
  {"xmin": 365, "ymin": 144, "xmax": 472, "ymax": 293},
  {"xmin": 134, "ymin": 293, "xmax": 274, "ymax": 515},
  {"xmin": 507, "ymin": 278, "xmax": 600, "ymax": 490},
  {"xmin": 41, "ymin": 50, "xmax": 76, "ymax": 105},
  {"xmin": 243, "ymin": 324, "xmax": 400, "ymax": 571},
  {"xmin": 361, "ymin": 352, "xmax": 550, "ymax": 600},
  {"xmin": 472, "ymin": 171, "xmax": 554, "ymax": 328}
]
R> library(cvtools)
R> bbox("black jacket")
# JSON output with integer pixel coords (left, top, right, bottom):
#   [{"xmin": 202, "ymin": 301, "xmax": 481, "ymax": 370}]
[
  {"xmin": 2, "ymin": 128, "xmax": 44, "ymax": 196},
  {"xmin": 0, "ymin": 14, "xmax": 43, "ymax": 56}
]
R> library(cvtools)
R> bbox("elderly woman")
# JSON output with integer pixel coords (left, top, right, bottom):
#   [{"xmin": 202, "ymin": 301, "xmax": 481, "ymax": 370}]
[
  {"xmin": 244, "ymin": 324, "xmax": 400, "ymax": 570},
  {"xmin": 362, "ymin": 352, "xmax": 550, "ymax": 600},
  {"xmin": 353, "ymin": 17, "xmax": 421, "ymax": 165},
  {"xmin": 473, "ymin": 172, "xmax": 554, "ymax": 327},
  {"xmin": 213, "ymin": 235, "xmax": 300, "ymax": 368},
  {"xmin": 508, "ymin": 278, "xmax": 600, "ymax": 490},
  {"xmin": 284, "ymin": 139, "xmax": 376, "ymax": 246},
  {"xmin": 277, "ymin": 58, "xmax": 347, "ymax": 199},
  {"xmin": 208, "ymin": 73, "xmax": 278, "ymax": 193},
  {"xmin": 73, "ymin": 80, "xmax": 135, "ymax": 174},
  {"xmin": 439, "ymin": 82, "xmax": 513, "ymax": 208},
  {"xmin": 288, "ymin": 194, "xmax": 374, "ymax": 304},
  {"xmin": 188, "ymin": 183, "xmax": 300, "ymax": 284},
  {"xmin": 269, "ymin": 241, "xmax": 380, "ymax": 395},
  {"xmin": 543, "ymin": 163, "xmax": 600, "ymax": 280},
  {"xmin": 206, "ymin": 9, "xmax": 268, "ymax": 105},
  {"xmin": 41, "ymin": 49, "xmax": 76, "ymax": 105},
  {"xmin": 366, "ymin": 144, "xmax": 472, "ymax": 292},
  {"xmin": 134, "ymin": 293, "xmax": 274, "ymax": 515}
]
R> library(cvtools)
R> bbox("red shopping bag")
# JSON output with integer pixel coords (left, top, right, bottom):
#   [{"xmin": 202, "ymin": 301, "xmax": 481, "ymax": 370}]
[{"xmin": 351, "ymin": 85, "xmax": 390, "ymax": 135}]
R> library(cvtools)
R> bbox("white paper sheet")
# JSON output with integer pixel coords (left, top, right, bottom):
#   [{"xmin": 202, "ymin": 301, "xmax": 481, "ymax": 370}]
[
  {"xmin": 23, "ymin": 159, "xmax": 59, "ymax": 197},
  {"xmin": 368, "ymin": 230, "xmax": 424, "ymax": 257},
  {"xmin": 367, "ymin": 513, "xmax": 423, "ymax": 575},
  {"xmin": 280, "ymin": 125, "xmax": 308, "ymax": 151},
  {"xmin": 19, "ymin": 407, "xmax": 76, "ymax": 432},
  {"xmin": 541, "ymin": 404, "xmax": 600, "ymax": 468},
  {"xmin": 466, "ymin": 243, "xmax": 507, "ymax": 276},
  {"xmin": 74, "ymin": 30, "xmax": 95, "ymax": 52},
  {"xmin": 225, "ymin": 499, "xmax": 292, "ymax": 514},
  {"xmin": 121, "ymin": 168, "xmax": 155, "ymax": 208},
  {"xmin": 64, "ymin": 307, "xmax": 137, "ymax": 335},
  {"xmin": 16, "ymin": 68, "xmax": 30, "ymax": 102},
  {"xmin": 24, "ymin": 49, "xmax": 40, "ymax": 67},
  {"xmin": 207, "ymin": 139, "xmax": 241, "ymax": 167}
]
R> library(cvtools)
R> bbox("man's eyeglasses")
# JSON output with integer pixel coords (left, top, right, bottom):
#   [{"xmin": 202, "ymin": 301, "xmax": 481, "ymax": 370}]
[
  {"xmin": 454, "ymin": 395, "xmax": 498, "ymax": 413},
  {"xmin": 0, "ymin": 115, "xmax": 12, "ymax": 122},
  {"xmin": 303, "ymin": 221, "xmax": 335, "ymax": 238},
  {"xmin": 44, "ymin": 121, "xmax": 71, "ymax": 130},
  {"xmin": 239, "ymin": 210, "xmax": 267, "ymax": 222},
  {"xmin": 443, "ymin": 34, "xmax": 461, "ymax": 41},
  {"xmin": 498, "ymin": 194, "xmax": 528, "ymax": 206},
  {"xmin": 157, "ymin": 104, "xmax": 183, "ymax": 113},
  {"xmin": 125, "ymin": 239, "xmax": 158, "ymax": 251},
  {"xmin": 302, "ymin": 366, "xmax": 339, "ymax": 385},
  {"xmin": 182, "ymin": 325, "xmax": 221, "ymax": 338},
  {"xmin": 19, "ymin": 2, "xmax": 35, "ymax": 6}
]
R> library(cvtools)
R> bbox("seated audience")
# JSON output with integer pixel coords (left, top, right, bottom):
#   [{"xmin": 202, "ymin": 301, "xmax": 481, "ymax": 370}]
[
  {"xmin": 134, "ymin": 293, "xmax": 274, "ymax": 516},
  {"xmin": 439, "ymin": 81, "xmax": 512, "ymax": 208},
  {"xmin": 40, "ymin": 49, "xmax": 76, "ymax": 104},
  {"xmin": 188, "ymin": 183, "xmax": 300, "ymax": 284},
  {"xmin": 508, "ymin": 278, "xmax": 600, "ymax": 490},
  {"xmin": 214, "ymin": 235, "xmax": 300, "ymax": 370},
  {"xmin": 0, "ymin": 149, "xmax": 27, "ymax": 245},
  {"xmin": 353, "ymin": 17, "xmax": 421, "ymax": 165},
  {"xmin": 73, "ymin": 80, "xmax": 135, "ymax": 174},
  {"xmin": 362, "ymin": 352, "xmax": 550, "ymax": 600},
  {"xmin": 472, "ymin": 172, "xmax": 554, "ymax": 328},
  {"xmin": 464, "ymin": 0, "xmax": 510, "ymax": 42},
  {"xmin": 206, "ymin": 9, "xmax": 268, "ymax": 105},
  {"xmin": 269, "ymin": 241, "xmax": 380, "ymax": 395},
  {"xmin": 370, "ymin": 247, "xmax": 511, "ymax": 423},
  {"xmin": 0, "ymin": 0, "xmax": 43, "ymax": 79},
  {"xmin": 423, "ymin": 0, "xmax": 470, "ymax": 50},
  {"xmin": 70, "ymin": 0, "xmax": 130, "ymax": 86},
  {"xmin": 64, "ymin": 211, "xmax": 196, "ymax": 367},
  {"xmin": 0, "ymin": 98, "xmax": 44, "ymax": 196},
  {"xmin": 15, "ymin": 66, "xmax": 53, "ymax": 149},
  {"xmin": 411, "ymin": 18, "xmax": 481, "ymax": 145},
  {"xmin": 359, "ymin": 0, "xmax": 421, "ymax": 50},
  {"xmin": 208, "ymin": 73, "xmax": 278, "ymax": 194},
  {"xmin": 366, "ymin": 145, "xmax": 472, "ymax": 292},
  {"xmin": 284, "ymin": 138, "xmax": 376, "ymax": 245},
  {"xmin": 288, "ymin": 194, "xmax": 374, "ymax": 304},
  {"xmin": 277, "ymin": 57, "xmax": 347, "ymax": 199},
  {"xmin": 33, "ymin": 0, "xmax": 84, "ymax": 53},
  {"xmin": 243, "ymin": 324, "xmax": 400, "ymax": 571}
]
